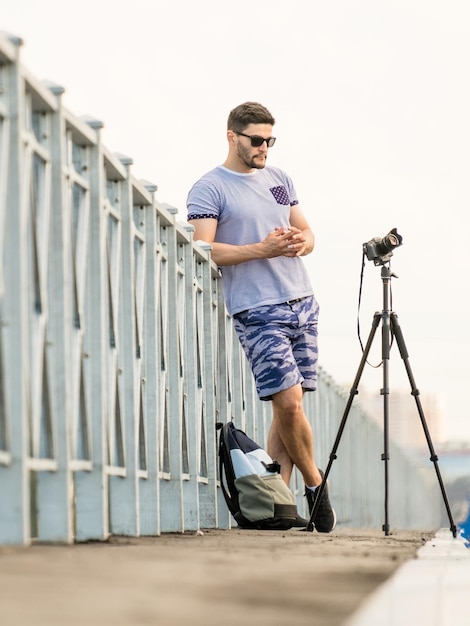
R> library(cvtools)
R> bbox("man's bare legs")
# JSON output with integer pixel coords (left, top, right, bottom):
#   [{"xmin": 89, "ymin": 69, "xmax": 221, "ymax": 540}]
[{"xmin": 267, "ymin": 383, "xmax": 323, "ymax": 487}]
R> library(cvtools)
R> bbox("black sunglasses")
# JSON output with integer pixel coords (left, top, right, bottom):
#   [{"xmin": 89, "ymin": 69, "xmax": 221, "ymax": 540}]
[{"xmin": 233, "ymin": 131, "xmax": 276, "ymax": 148}]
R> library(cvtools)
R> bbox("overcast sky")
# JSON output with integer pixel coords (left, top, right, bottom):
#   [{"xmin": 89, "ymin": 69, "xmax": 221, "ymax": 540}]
[{"xmin": 3, "ymin": 0, "xmax": 470, "ymax": 442}]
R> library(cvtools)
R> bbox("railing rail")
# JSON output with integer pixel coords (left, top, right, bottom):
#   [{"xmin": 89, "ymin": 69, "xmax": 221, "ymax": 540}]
[{"xmin": 0, "ymin": 33, "xmax": 443, "ymax": 545}]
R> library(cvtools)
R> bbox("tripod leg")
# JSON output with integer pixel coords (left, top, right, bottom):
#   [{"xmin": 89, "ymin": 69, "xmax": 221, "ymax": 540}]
[
  {"xmin": 390, "ymin": 312, "xmax": 457, "ymax": 537},
  {"xmin": 306, "ymin": 312, "xmax": 382, "ymax": 532},
  {"xmin": 381, "ymin": 309, "xmax": 391, "ymax": 536}
]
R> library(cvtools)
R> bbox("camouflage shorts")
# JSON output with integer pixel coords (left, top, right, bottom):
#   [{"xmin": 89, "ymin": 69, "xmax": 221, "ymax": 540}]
[{"xmin": 232, "ymin": 295, "xmax": 319, "ymax": 401}]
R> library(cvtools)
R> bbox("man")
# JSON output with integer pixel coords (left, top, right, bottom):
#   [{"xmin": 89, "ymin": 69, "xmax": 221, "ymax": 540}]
[{"xmin": 186, "ymin": 102, "xmax": 336, "ymax": 532}]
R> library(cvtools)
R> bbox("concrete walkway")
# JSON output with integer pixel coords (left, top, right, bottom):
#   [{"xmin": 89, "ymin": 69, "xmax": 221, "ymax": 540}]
[{"xmin": 0, "ymin": 527, "xmax": 467, "ymax": 626}]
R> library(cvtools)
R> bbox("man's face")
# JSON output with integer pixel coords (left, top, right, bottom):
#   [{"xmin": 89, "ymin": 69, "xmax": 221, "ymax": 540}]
[{"xmin": 234, "ymin": 123, "xmax": 274, "ymax": 170}]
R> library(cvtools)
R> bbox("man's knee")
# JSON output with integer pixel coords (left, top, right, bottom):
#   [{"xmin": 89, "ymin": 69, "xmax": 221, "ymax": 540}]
[{"xmin": 272, "ymin": 386, "xmax": 304, "ymax": 419}]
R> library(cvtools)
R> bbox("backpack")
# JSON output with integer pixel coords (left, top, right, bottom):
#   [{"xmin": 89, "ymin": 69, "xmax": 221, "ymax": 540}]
[{"xmin": 217, "ymin": 421, "xmax": 298, "ymax": 530}]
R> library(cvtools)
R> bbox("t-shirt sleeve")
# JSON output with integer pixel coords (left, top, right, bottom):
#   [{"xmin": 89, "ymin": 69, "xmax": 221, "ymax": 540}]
[{"xmin": 186, "ymin": 179, "xmax": 221, "ymax": 221}]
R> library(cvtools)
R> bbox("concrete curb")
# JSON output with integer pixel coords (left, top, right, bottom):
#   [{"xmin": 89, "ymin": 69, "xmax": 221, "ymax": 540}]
[{"xmin": 345, "ymin": 528, "xmax": 470, "ymax": 626}]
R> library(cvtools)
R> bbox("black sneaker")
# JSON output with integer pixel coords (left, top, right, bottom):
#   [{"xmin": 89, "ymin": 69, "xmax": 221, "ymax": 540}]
[{"xmin": 305, "ymin": 470, "xmax": 337, "ymax": 533}]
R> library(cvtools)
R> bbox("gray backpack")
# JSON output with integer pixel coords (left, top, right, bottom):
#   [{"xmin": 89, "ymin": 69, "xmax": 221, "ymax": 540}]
[{"xmin": 217, "ymin": 421, "xmax": 298, "ymax": 530}]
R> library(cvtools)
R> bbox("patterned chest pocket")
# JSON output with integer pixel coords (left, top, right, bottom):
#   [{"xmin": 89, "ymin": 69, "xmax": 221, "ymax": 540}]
[{"xmin": 270, "ymin": 185, "xmax": 290, "ymax": 205}]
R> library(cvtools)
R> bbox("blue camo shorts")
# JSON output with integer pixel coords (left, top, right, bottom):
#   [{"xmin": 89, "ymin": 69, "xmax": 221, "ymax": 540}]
[{"xmin": 232, "ymin": 295, "xmax": 319, "ymax": 401}]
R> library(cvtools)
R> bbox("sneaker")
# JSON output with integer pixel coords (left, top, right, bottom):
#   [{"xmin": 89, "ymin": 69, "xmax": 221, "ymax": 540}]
[{"xmin": 305, "ymin": 470, "xmax": 337, "ymax": 533}]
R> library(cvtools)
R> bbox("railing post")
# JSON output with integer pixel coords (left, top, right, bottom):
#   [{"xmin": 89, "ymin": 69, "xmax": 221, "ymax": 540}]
[
  {"xmin": 158, "ymin": 206, "xmax": 185, "ymax": 532},
  {"xmin": 181, "ymin": 224, "xmax": 201, "ymax": 531},
  {"xmin": 107, "ymin": 154, "xmax": 140, "ymax": 536},
  {"xmin": 196, "ymin": 244, "xmax": 220, "ymax": 528},
  {"xmin": 74, "ymin": 117, "xmax": 109, "ymax": 542},
  {"xmin": 214, "ymin": 280, "xmax": 232, "ymax": 528},
  {"xmin": 34, "ymin": 81, "xmax": 74, "ymax": 543},
  {"xmin": 138, "ymin": 181, "xmax": 161, "ymax": 536},
  {"xmin": 0, "ymin": 34, "xmax": 30, "ymax": 545}
]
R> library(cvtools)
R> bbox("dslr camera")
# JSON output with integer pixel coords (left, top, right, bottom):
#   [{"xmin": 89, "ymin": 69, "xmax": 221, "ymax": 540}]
[{"xmin": 363, "ymin": 228, "xmax": 403, "ymax": 266}]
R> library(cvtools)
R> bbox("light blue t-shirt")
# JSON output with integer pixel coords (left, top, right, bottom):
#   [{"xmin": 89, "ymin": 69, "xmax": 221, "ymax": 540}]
[{"xmin": 186, "ymin": 165, "xmax": 313, "ymax": 315}]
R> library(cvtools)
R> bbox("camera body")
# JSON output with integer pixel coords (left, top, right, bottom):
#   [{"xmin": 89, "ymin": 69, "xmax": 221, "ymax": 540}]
[{"xmin": 363, "ymin": 228, "xmax": 403, "ymax": 265}]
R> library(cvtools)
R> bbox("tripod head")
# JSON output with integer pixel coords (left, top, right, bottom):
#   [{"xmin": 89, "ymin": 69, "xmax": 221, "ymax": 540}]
[{"xmin": 363, "ymin": 227, "xmax": 403, "ymax": 266}]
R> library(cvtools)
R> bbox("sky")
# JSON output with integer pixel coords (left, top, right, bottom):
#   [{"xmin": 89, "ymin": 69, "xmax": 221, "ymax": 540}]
[{"xmin": 2, "ymin": 0, "xmax": 470, "ymax": 442}]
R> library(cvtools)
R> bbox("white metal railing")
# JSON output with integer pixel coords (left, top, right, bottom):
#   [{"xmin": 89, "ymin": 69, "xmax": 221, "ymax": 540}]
[{"xmin": 0, "ymin": 33, "xmax": 444, "ymax": 545}]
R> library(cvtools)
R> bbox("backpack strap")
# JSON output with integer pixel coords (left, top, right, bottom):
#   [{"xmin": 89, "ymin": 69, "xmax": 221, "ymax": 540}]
[{"xmin": 217, "ymin": 423, "xmax": 239, "ymax": 518}]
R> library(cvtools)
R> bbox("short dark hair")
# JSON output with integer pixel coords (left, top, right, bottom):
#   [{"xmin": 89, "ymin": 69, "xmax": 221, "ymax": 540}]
[{"xmin": 227, "ymin": 102, "xmax": 275, "ymax": 132}]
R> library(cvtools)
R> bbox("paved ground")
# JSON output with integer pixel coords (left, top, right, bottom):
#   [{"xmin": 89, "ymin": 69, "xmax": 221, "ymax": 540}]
[{"xmin": 0, "ymin": 527, "xmax": 433, "ymax": 626}]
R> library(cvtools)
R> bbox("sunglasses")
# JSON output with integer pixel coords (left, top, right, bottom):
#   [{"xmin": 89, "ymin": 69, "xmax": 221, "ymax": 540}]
[{"xmin": 233, "ymin": 131, "xmax": 276, "ymax": 148}]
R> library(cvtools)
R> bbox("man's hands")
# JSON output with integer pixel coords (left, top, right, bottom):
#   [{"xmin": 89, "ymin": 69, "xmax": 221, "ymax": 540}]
[{"xmin": 263, "ymin": 226, "xmax": 308, "ymax": 258}]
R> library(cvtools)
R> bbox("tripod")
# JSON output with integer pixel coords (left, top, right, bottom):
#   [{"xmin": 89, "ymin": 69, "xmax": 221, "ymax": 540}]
[{"xmin": 306, "ymin": 264, "xmax": 457, "ymax": 537}]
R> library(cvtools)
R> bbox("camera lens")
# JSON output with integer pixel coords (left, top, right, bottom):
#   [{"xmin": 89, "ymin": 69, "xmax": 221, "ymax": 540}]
[{"xmin": 384, "ymin": 233, "xmax": 399, "ymax": 249}]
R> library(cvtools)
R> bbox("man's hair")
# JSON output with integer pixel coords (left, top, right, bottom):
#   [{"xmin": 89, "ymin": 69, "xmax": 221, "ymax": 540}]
[{"xmin": 227, "ymin": 102, "xmax": 275, "ymax": 132}]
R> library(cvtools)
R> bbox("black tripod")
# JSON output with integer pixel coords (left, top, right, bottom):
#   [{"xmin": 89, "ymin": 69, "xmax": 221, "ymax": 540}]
[{"xmin": 306, "ymin": 264, "xmax": 457, "ymax": 537}]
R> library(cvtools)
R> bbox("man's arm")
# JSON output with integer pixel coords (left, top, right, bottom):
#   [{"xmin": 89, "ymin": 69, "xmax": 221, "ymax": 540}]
[
  {"xmin": 288, "ymin": 205, "xmax": 315, "ymax": 257},
  {"xmin": 189, "ymin": 218, "xmax": 296, "ymax": 266}
]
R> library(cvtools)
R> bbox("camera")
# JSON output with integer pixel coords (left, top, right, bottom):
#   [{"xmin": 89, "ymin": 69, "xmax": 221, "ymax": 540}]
[{"xmin": 363, "ymin": 228, "xmax": 403, "ymax": 265}]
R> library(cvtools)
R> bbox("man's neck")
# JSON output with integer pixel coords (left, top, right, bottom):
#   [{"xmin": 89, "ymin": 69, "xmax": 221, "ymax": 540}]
[{"xmin": 222, "ymin": 156, "xmax": 254, "ymax": 173}]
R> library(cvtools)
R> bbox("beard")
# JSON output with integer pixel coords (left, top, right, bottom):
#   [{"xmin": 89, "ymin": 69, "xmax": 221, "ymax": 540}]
[{"xmin": 236, "ymin": 144, "xmax": 267, "ymax": 170}]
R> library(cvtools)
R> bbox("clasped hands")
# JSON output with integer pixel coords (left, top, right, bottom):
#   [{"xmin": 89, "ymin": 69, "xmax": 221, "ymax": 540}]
[{"xmin": 262, "ymin": 226, "xmax": 307, "ymax": 258}]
